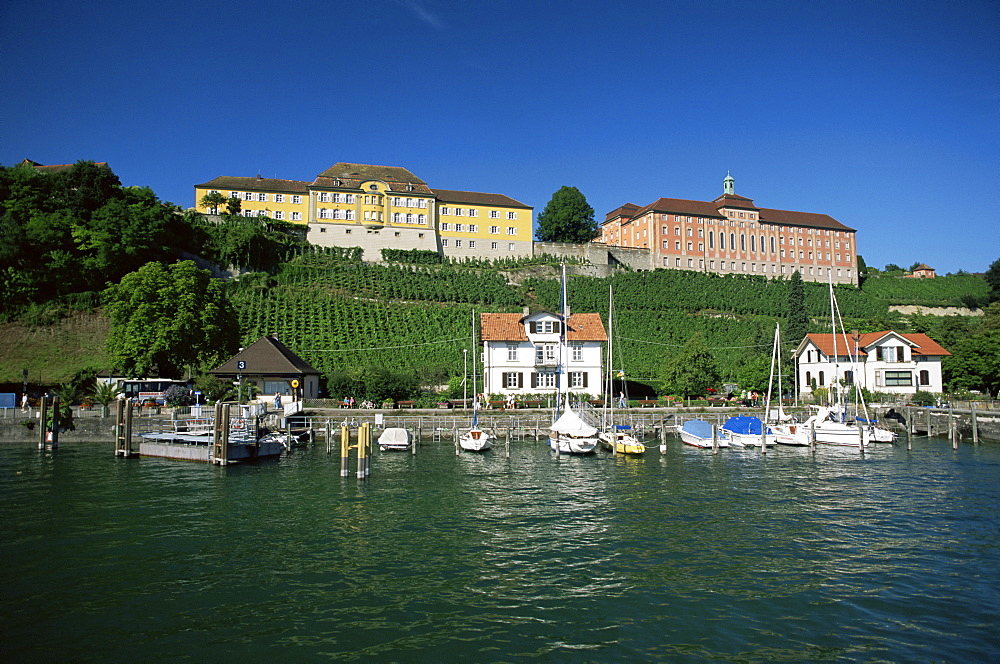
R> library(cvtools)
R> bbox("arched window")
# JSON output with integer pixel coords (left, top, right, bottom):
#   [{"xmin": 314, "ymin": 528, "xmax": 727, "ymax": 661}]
[
  {"xmin": 740, "ymin": 234, "xmax": 746, "ymax": 251},
  {"xmin": 919, "ymin": 370, "xmax": 930, "ymax": 386},
  {"xmin": 720, "ymin": 232, "xmax": 725, "ymax": 250},
  {"xmin": 750, "ymin": 235, "xmax": 756, "ymax": 252},
  {"xmin": 730, "ymin": 233, "xmax": 736, "ymax": 249}
]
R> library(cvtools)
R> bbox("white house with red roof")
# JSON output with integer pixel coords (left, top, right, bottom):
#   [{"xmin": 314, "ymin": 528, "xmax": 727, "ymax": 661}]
[
  {"xmin": 794, "ymin": 331, "xmax": 951, "ymax": 396},
  {"xmin": 479, "ymin": 310, "xmax": 607, "ymax": 397}
]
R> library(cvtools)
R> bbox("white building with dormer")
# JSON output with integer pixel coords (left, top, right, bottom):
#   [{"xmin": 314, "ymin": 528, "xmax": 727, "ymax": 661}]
[
  {"xmin": 479, "ymin": 310, "xmax": 607, "ymax": 397},
  {"xmin": 794, "ymin": 331, "xmax": 951, "ymax": 396}
]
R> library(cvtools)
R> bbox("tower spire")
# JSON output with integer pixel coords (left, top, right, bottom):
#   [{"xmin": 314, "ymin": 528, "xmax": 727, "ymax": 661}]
[{"xmin": 723, "ymin": 171, "xmax": 735, "ymax": 195}]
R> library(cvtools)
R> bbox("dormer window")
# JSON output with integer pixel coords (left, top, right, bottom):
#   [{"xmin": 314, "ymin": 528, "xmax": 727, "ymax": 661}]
[{"xmin": 529, "ymin": 320, "xmax": 559, "ymax": 334}]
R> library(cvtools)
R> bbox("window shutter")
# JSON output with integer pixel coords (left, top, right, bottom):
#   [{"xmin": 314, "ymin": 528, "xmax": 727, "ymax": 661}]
[
  {"xmin": 530, "ymin": 373, "xmax": 537, "ymax": 388},
  {"xmin": 582, "ymin": 372, "xmax": 588, "ymax": 388},
  {"xmin": 529, "ymin": 321, "xmax": 537, "ymax": 334},
  {"xmin": 517, "ymin": 373, "xmax": 523, "ymax": 388}
]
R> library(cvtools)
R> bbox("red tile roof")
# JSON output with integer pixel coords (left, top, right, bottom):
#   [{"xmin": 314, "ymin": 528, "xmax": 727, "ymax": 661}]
[
  {"xmin": 803, "ymin": 332, "xmax": 950, "ymax": 357},
  {"xmin": 480, "ymin": 313, "xmax": 607, "ymax": 342},
  {"xmin": 21, "ymin": 158, "xmax": 110, "ymax": 173},
  {"xmin": 602, "ymin": 193, "xmax": 856, "ymax": 232}
]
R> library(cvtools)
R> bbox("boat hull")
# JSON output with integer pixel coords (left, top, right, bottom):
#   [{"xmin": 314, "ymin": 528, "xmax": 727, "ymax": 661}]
[
  {"xmin": 459, "ymin": 428, "xmax": 493, "ymax": 452},
  {"xmin": 598, "ymin": 432, "xmax": 645, "ymax": 454},
  {"xmin": 548, "ymin": 435, "xmax": 598, "ymax": 455}
]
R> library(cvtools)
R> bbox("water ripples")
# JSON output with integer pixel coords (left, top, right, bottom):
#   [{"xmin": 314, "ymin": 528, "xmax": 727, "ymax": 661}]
[{"xmin": 2, "ymin": 438, "xmax": 999, "ymax": 661}]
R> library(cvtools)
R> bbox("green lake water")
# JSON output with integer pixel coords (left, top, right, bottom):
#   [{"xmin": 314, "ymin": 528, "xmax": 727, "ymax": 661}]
[{"xmin": 2, "ymin": 436, "xmax": 998, "ymax": 662}]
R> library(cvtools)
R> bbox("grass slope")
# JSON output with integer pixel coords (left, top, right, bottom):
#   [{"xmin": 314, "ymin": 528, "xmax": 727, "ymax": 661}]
[{"xmin": 0, "ymin": 311, "xmax": 110, "ymax": 384}]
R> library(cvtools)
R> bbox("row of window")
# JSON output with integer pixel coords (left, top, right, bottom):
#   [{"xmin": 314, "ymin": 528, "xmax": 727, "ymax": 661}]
[
  {"xmin": 243, "ymin": 210, "xmax": 302, "ymax": 221},
  {"xmin": 502, "ymin": 371, "xmax": 589, "ymax": 389},
  {"xmin": 440, "ymin": 223, "xmax": 519, "ymax": 235},
  {"xmin": 441, "ymin": 208, "xmax": 518, "ymax": 219},
  {"xmin": 658, "ymin": 214, "xmax": 850, "ymax": 237},
  {"xmin": 664, "ymin": 238, "xmax": 850, "ymax": 263},
  {"xmin": 441, "ymin": 240, "xmax": 518, "ymax": 251},
  {"xmin": 664, "ymin": 225, "xmax": 850, "ymax": 250},
  {"xmin": 663, "ymin": 257, "xmax": 853, "ymax": 278},
  {"xmin": 228, "ymin": 191, "xmax": 303, "ymax": 204}
]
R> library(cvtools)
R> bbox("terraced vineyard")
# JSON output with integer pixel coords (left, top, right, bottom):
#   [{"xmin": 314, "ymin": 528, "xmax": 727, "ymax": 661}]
[{"xmin": 228, "ymin": 250, "xmax": 899, "ymax": 387}]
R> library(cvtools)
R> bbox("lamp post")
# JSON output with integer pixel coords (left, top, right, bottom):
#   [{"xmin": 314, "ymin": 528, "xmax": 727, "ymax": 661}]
[{"xmin": 463, "ymin": 349, "xmax": 468, "ymax": 409}]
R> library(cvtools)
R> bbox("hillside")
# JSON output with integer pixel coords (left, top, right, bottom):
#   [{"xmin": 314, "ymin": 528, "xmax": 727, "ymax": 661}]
[
  {"xmin": 860, "ymin": 273, "xmax": 989, "ymax": 308},
  {"xmin": 0, "ymin": 310, "xmax": 110, "ymax": 387},
  {"xmin": 4, "ymin": 252, "xmax": 991, "ymax": 394}
]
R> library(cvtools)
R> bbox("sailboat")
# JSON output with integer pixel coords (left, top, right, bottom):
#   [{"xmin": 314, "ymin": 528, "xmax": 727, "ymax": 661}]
[
  {"xmin": 459, "ymin": 309, "xmax": 494, "ymax": 452},
  {"xmin": 773, "ymin": 280, "xmax": 896, "ymax": 447},
  {"xmin": 598, "ymin": 284, "xmax": 645, "ymax": 455},
  {"xmin": 547, "ymin": 266, "xmax": 599, "ymax": 455}
]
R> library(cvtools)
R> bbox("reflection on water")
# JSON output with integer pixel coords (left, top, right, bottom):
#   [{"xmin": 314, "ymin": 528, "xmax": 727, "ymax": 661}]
[{"xmin": 2, "ymin": 438, "xmax": 999, "ymax": 662}]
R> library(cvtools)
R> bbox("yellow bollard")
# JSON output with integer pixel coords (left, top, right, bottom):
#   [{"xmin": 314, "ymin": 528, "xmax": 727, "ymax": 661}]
[{"xmin": 340, "ymin": 424, "xmax": 350, "ymax": 477}]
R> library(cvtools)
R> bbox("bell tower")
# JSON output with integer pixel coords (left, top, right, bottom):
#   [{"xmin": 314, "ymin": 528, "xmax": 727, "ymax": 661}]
[{"xmin": 723, "ymin": 171, "xmax": 735, "ymax": 195}]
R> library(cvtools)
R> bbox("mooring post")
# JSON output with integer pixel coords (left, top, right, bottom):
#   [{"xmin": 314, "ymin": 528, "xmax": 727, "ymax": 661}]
[
  {"xmin": 760, "ymin": 426, "xmax": 767, "ymax": 455},
  {"xmin": 50, "ymin": 396, "xmax": 60, "ymax": 449},
  {"xmin": 37, "ymin": 395, "xmax": 48, "ymax": 450},
  {"xmin": 356, "ymin": 422, "xmax": 366, "ymax": 478},
  {"xmin": 505, "ymin": 429, "xmax": 511, "ymax": 458},
  {"xmin": 858, "ymin": 425, "xmax": 865, "ymax": 457},
  {"xmin": 926, "ymin": 408, "xmax": 932, "ymax": 436},
  {"xmin": 950, "ymin": 407, "xmax": 958, "ymax": 450},
  {"xmin": 711, "ymin": 423, "xmax": 718, "ymax": 455},
  {"xmin": 454, "ymin": 425, "xmax": 460, "ymax": 455},
  {"xmin": 810, "ymin": 421, "xmax": 816, "ymax": 452},
  {"xmin": 972, "ymin": 403, "xmax": 979, "ymax": 445},
  {"xmin": 340, "ymin": 424, "xmax": 349, "ymax": 476}
]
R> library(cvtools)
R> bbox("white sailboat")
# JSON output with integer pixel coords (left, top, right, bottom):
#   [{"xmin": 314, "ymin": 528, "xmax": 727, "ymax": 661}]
[
  {"xmin": 547, "ymin": 265, "xmax": 599, "ymax": 455},
  {"xmin": 598, "ymin": 284, "xmax": 644, "ymax": 455},
  {"xmin": 549, "ymin": 395, "xmax": 600, "ymax": 454},
  {"xmin": 459, "ymin": 309, "xmax": 494, "ymax": 452}
]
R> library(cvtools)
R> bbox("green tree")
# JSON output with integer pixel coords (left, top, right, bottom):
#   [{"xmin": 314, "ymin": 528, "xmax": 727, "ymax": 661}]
[
  {"xmin": 199, "ymin": 191, "xmax": 227, "ymax": 215},
  {"xmin": 104, "ymin": 260, "xmax": 240, "ymax": 377},
  {"xmin": 884, "ymin": 263, "xmax": 903, "ymax": 273},
  {"xmin": 984, "ymin": 258, "xmax": 1000, "ymax": 302},
  {"xmin": 943, "ymin": 303, "xmax": 1000, "ymax": 397},
  {"xmin": 659, "ymin": 332, "xmax": 720, "ymax": 397},
  {"xmin": 225, "ymin": 196, "xmax": 242, "ymax": 216},
  {"xmin": 89, "ymin": 381, "xmax": 123, "ymax": 417},
  {"xmin": 785, "ymin": 271, "xmax": 808, "ymax": 345},
  {"xmin": 534, "ymin": 186, "xmax": 598, "ymax": 243}
]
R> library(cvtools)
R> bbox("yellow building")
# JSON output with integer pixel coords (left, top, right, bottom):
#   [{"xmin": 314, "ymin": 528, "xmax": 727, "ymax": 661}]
[
  {"xmin": 194, "ymin": 162, "xmax": 534, "ymax": 262},
  {"xmin": 194, "ymin": 176, "xmax": 310, "ymax": 222},
  {"xmin": 434, "ymin": 189, "xmax": 533, "ymax": 259}
]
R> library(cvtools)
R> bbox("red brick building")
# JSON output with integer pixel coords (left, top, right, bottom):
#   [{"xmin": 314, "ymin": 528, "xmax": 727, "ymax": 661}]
[{"xmin": 596, "ymin": 174, "xmax": 859, "ymax": 285}]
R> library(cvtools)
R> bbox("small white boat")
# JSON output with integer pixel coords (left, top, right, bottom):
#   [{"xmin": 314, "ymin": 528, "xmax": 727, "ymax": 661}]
[
  {"xmin": 773, "ymin": 407, "xmax": 895, "ymax": 446},
  {"xmin": 678, "ymin": 419, "xmax": 729, "ymax": 448},
  {"xmin": 378, "ymin": 427, "xmax": 412, "ymax": 451},
  {"xmin": 459, "ymin": 425, "xmax": 494, "ymax": 452}
]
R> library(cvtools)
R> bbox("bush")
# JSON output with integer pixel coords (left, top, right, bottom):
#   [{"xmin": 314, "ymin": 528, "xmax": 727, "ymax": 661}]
[{"xmin": 912, "ymin": 390, "xmax": 935, "ymax": 406}]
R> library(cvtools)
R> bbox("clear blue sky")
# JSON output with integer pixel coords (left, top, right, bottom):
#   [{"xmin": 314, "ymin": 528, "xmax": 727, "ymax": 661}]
[{"xmin": 2, "ymin": 0, "xmax": 997, "ymax": 274}]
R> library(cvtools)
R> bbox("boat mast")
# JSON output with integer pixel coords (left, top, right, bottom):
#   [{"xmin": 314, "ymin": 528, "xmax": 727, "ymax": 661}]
[
  {"xmin": 606, "ymin": 283, "xmax": 614, "ymax": 431},
  {"xmin": 471, "ymin": 308, "xmax": 478, "ymax": 426}
]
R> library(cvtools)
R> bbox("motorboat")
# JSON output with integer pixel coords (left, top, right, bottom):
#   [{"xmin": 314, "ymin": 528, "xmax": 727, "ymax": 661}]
[
  {"xmin": 377, "ymin": 427, "xmax": 412, "ymax": 451},
  {"xmin": 678, "ymin": 418, "xmax": 729, "ymax": 448}
]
